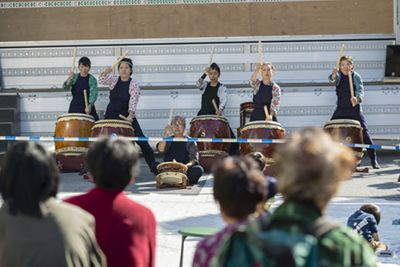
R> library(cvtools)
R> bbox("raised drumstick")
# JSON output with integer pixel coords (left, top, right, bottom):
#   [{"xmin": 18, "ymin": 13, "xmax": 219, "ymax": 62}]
[
  {"xmin": 83, "ymin": 89, "xmax": 88, "ymax": 109},
  {"xmin": 208, "ymin": 46, "xmax": 215, "ymax": 68},
  {"xmin": 71, "ymin": 47, "xmax": 77, "ymax": 73},
  {"xmin": 264, "ymin": 105, "xmax": 270, "ymax": 121},
  {"xmin": 212, "ymin": 99, "xmax": 219, "ymax": 114},
  {"xmin": 348, "ymin": 67, "xmax": 355, "ymax": 107},
  {"xmin": 335, "ymin": 44, "xmax": 345, "ymax": 69},
  {"xmin": 258, "ymin": 41, "xmax": 262, "ymax": 75},
  {"xmin": 111, "ymin": 50, "xmax": 130, "ymax": 69},
  {"xmin": 168, "ymin": 108, "xmax": 173, "ymax": 125},
  {"xmin": 119, "ymin": 114, "xmax": 130, "ymax": 121}
]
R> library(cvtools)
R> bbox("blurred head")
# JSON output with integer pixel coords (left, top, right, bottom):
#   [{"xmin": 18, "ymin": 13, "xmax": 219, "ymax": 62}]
[
  {"xmin": 261, "ymin": 62, "xmax": 274, "ymax": 80},
  {"xmin": 212, "ymin": 156, "xmax": 267, "ymax": 220},
  {"xmin": 0, "ymin": 142, "xmax": 59, "ymax": 218},
  {"xmin": 118, "ymin": 58, "xmax": 133, "ymax": 77},
  {"xmin": 209, "ymin": 62, "xmax": 221, "ymax": 83},
  {"xmin": 170, "ymin": 116, "xmax": 186, "ymax": 137},
  {"xmin": 360, "ymin": 204, "xmax": 381, "ymax": 225},
  {"xmin": 274, "ymin": 127, "xmax": 356, "ymax": 211},
  {"xmin": 339, "ymin": 55, "xmax": 354, "ymax": 74},
  {"xmin": 246, "ymin": 152, "xmax": 266, "ymax": 171},
  {"xmin": 86, "ymin": 138, "xmax": 140, "ymax": 191}
]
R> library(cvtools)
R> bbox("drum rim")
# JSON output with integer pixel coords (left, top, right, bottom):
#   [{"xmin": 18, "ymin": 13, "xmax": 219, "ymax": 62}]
[
  {"xmin": 241, "ymin": 120, "xmax": 284, "ymax": 131},
  {"xmin": 94, "ymin": 119, "xmax": 132, "ymax": 125},
  {"xmin": 190, "ymin": 115, "xmax": 229, "ymax": 124},
  {"xmin": 324, "ymin": 119, "xmax": 361, "ymax": 127},
  {"xmin": 57, "ymin": 113, "xmax": 95, "ymax": 122},
  {"xmin": 157, "ymin": 161, "xmax": 188, "ymax": 171}
]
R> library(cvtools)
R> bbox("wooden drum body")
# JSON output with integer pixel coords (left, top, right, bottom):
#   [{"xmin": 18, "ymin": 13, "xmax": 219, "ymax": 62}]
[
  {"xmin": 240, "ymin": 120, "xmax": 286, "ymax": 164},
  {"xmin": 239, "ymin": 101, "xmax": 254, "ymax": 129},
  {"xmin": 323, "ymin": 119, "xmax": 364, "ymax": 164},
  {"xmin": 189, "ymin": 115, "xmax": 230, "ymax": 170},
  {"xmin": 91, "ymin": 120, "xmax": 135, "ymax": 139},
  {"xmin": 54, "ymin": 113, "xmax": 95, "ymax": 156},
  {"xmin": 157, "ymin": 162, "xmax": 188, "ymax": 185}
]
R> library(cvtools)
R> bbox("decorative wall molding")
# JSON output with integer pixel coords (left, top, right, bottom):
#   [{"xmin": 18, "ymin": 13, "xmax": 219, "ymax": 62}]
[
  {"xmin": 3, "ymin": 66, "xmax": 108, "ymax": 77},
  {"xmin": 124, "ymin": 45, "xmax": 244, "ymax": 55},
  {"xmin": 251, "ymin": 61, "xmax": 385, "ymax": 71},
  {"xmin": 0, "ymin": 48, "xmax": 113, "ymax": 58},
  {"xmin": 0, "ymin": 0, "xmax": 324, "ymax": 9}
]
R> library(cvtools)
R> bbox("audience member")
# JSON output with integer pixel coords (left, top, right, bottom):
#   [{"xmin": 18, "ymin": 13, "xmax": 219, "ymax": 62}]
[
  {"xmin": 192, "ymin": 156, "xmax": 267, "ymax": 267},
  {"xmin": 0, "ymin": 142, "xmax": 106, "ymax": 267},
  {"xmin": 65, "ymin": 138, "xmax": 156, "ymax": 267}
]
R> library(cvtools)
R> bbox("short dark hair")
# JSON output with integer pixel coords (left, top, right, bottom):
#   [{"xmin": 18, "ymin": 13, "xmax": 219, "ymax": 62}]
[
  {"xmin": 212, "ymin": 156, "xmax": 267, "ymax": 219},
  {"xmin": 210, "ymin": 62, "xmax": 220, "ymax": 75},
  {"xmin": 78, "ymin": 56, "xmax": 91, "ymax": 67},
  {"xmin": 118, "ymin": 57, "xmax": 133, "ymax": 76},
  {"xmin": 360, "ymin": 204, "xmax": 381, "ymax": 225},
  {"xmin": 246, "ymin": 152, "xmax": 266, "ymax": 171},
  {"xmin": 86, "ymin": 138, "xmax": 139, "ymax": 190},
  {"xmin": 0, "ymin": 142, "xmax": 59, "ymax": 218}
]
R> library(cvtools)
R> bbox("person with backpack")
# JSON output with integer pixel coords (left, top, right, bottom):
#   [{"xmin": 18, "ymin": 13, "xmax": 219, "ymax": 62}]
[
  {"xmin": 192, "ymin": 156, "xmax": 268, "ymax": 267},
  {"xmin": 212, "ymin": 127, "xmax": 378, "ymax": 267}
]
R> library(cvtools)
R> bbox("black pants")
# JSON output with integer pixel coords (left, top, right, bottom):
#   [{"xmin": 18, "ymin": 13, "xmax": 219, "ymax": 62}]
[{"xmin": 132, "ymin": 118, "xmax": 155, "ymax": 168}]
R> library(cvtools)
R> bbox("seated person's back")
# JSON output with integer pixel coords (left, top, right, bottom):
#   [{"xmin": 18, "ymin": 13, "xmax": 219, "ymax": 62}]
[{"xmin": 65, "ymin": 138, "xmax": 156, "ymax": 267}]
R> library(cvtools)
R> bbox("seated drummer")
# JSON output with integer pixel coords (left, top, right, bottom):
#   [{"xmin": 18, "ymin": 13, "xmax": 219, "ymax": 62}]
[
  {"xmin": 249, "ymin": 62, "xmax": 281, "ymax": 122},
  {"xmin": 150, "ymin": 116, "xmax": 204, "ymax": 185},
  {"xmin": 196, "ymin": 63, "xmax": 239, "ymax": 155},
  {"xmin": 62, "ymin": 56, "xmax": 99, "ymax": 121}
]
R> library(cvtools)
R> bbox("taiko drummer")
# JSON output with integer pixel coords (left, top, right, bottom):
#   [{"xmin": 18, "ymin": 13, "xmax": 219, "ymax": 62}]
[
  {"xmin": 99, "ymin": 58, "xmax": 156, "ymax": 173},
  {"xmin": 62, "ymin": 56, "xmax": 99, "ymax": 120},
  {"xmin": 329, "ymin": 55, "xmax": 380, "ymax": 169},
  {"xmin": 151, "ymin": 116, "xmax": 204, "ymax": 185},
  {"xmin": 249, "ymin": 62, "xmax": 281, "ymax": 122}
]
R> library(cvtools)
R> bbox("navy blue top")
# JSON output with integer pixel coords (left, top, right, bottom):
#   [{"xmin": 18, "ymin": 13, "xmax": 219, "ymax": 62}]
[
  {"xmin": 333, "ymin": 73, "xmax": 360, "ymax": 118},
  {"xmin": 198, "ymin": 83, "xmax": 220, "ymax": 115},
  {"xmin": 164, "ymin": 141, "xmax": 190, "ymax": 164},
  {"xmin": 105, "ymin": 77, "xmax": 131, "ymax": 120},
  {"xmin": 250, "ymin": 81, "xmax": 277, "ymax": 122},
  {"xmin": 68, "ymin": 74, "xmax": 99, "ymax": 120},
  {"xmin": 347, "ymin": 210, "xmax": 378, "ymax": 242}
]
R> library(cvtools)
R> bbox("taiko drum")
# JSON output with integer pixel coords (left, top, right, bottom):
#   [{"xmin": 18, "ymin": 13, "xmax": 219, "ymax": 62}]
[
  {"xmin": 157, "ymin": 162, "xmax": 188, "ymax": 185},
  {"xmin": 240, "ymin": 120, "xmax": 286, "ymax": 164},
  {"xmin": 323, "ymin": 119, "xmax": 364, "ymax": 164},
  {"xmin": 91, "ymin": 119, "xmax": 135, "ymax": 139},
  {"xmin": 54, "ymin": 113, "xmax": 95, "ymax": 156}
]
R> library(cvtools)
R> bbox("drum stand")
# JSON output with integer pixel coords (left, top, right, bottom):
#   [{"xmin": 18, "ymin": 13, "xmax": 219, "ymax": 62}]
[
  {"xmin": 55, "ymin": 153, "xmax": 86, "ymax": 171},
  {"xmin": 156, "ymin": 175, "xmax": 188, "ymax": 189}
]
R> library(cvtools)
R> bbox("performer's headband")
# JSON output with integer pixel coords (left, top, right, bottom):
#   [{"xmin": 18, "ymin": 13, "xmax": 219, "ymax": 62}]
[
  {"xmin": 262, "ymin": 62, "xmax": 272, "ymax": 65},
  {"xmin": 118, "ymin": 61, "xmax": 133, "ymax": 67},
  {"xmin": 340, "ymin": 59, "xmax": 353, "ymax": 64},
  {"xmin": 79, "ymin": 61, "xmax": 91, "ymax": 66}
]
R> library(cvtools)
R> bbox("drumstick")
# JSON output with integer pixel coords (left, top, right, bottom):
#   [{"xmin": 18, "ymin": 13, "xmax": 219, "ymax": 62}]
[
  {"xmin": 208, "ymin": 46, "xmax": 215, "ymax": 68},
  {"xmin": 264, "ymin": 105, "xmax": 270, "ymax": 121},
  {"xmin": 83, "ymin": 89, "xmax": 88, "ymax": 109},
  {"xmin": 335, "ymin": 44, "xmax": 345, "ymax": 69},
  {"xmin": 348, "ymin": 67, "xmax": 355, "ymax": 107},
  {"xmin": 168, "ymin": 108, "xmax": 173, "ymax": 125},
  {"xmin": 258, "ymin": 41, "xmax": 262, "ymax": 75},
  {"xmin": 111, "ymin": 50, "xmax": 130, "ymax": 69},
  {"xmin": 119, "ymin": 114, "xmax": 130, "ymax": 121},
  {"xmin": 212, "ymin": 99, "xmax": 219, "ymax": 113},
  {"xmin": 71, "ymin": 47, "xmax": 77, "ymax": 73}
]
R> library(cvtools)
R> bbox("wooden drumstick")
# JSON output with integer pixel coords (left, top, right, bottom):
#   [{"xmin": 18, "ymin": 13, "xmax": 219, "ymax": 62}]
[
  {"xmin": 83, "ymin": 89, "xmax": 88, "ymax": 109},
  {"xmin": 168, "ymin": 108, "xmax": 173, "ymax": 125},
  {"xmin": 335, "ymin": 44, "xmax": 345, "ymax": 69},
  {"xmin": 119, "ymin": 114, "xmax": 130, "ymax": 121},
  {"xmin": 258, "ymin": 41, "xmax": 262, "ymax": 75},
  {"xmin": 264, "ymin": 105, "xmax": 271, "ymax": 121},
  {"xmin": 208, "ymin": 46, "xmax": 215, "ymax": 68},
  {"xmin": 212, "ymin": 99, "xmax": 219, "ymax": 113},
  {"xmin": 348, "ymin": 67, "xmax": 355, "ymax": 107},
  {"xmin": 111, "ymin": 50, "xmax": 130, "ymax": 69},
  {"xmin": 71, "ymin": 47, "xmax": 77, "ymax": 73}
]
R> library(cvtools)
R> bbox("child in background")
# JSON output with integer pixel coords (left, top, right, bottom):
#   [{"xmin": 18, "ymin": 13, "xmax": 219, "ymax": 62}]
[{"xmin": 347, "ymin": 204, "xmax": 388, "ymax": 251}]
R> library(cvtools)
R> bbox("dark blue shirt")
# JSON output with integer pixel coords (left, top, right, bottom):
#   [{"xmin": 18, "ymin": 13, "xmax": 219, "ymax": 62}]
[{"xmin": 347, "ymin": 210, "xmax": 378, "ymax": 242}]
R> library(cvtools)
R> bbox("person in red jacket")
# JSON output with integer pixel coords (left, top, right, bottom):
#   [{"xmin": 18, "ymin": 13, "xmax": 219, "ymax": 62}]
[{"xmin": 65, "ymin": 138, "xmax": 156, "ymax": 267}]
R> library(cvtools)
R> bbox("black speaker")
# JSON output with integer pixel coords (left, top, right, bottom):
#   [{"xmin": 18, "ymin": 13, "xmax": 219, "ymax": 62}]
[{"xmin": 385, "ymin": 45, "xmax": 400, "ymax": 78}]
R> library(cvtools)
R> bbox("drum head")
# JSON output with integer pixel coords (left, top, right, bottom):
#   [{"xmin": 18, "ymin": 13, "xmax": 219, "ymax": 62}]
[
  {"xmin": 57, "ymin": 113, "xmax": 95, "ymax": 123},
  {"xmin": 241, "ymin": 120, "xmax": 285, "ymax": 132},
  {"xmin": 190, "ymin": 115, "xmax": 229, "ymax": 125},
  {"xmin": 157, "ymin": 161, "xmax": 188, "ymax": 172},
  {"xmin": 324, "ymin": 119, "xmax": 361, "ymax": 128},
  {"xmin": 92, "ymin": 119, "xmax": 134, "ymax": 131},
  {"xmin": 158, "ymin": 172, "xmax": 188, "ymax": 185}
]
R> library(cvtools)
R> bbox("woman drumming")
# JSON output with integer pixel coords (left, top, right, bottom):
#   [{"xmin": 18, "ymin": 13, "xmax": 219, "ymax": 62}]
[
  {"xmin": 249, "ymin": 62, "xmax": 281, "ymax": 122},
  {"xmin": 99, "ymin": 58, "xmax": 156, "ymax": 173},
  {"xmin": 196, "ymin": 62, "xmax": 239, "ymax": 154},
  {"xmin": 329, "ymin": 55, "xmax": 380, "ymax": 169},
  {"xmin": 62, "ymin": 57, "xmax": 99, "ymax": 120}
]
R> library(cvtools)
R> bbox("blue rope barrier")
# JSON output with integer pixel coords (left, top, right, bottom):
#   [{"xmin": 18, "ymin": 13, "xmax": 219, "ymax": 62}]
[{"xmin": 0, "ymin": 136, "xmax": 399, "ymax": 150}]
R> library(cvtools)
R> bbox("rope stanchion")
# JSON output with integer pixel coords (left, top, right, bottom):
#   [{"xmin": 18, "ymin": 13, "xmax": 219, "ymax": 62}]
[{"xmin": 0, "ymin": 136, "xmax": 399, "ymax": 150}]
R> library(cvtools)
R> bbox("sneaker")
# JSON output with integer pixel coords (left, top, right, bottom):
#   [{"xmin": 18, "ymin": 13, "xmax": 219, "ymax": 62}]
[{"xmin": 371, "ymin": 160, "xmax": 380, "ymax": 169}]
